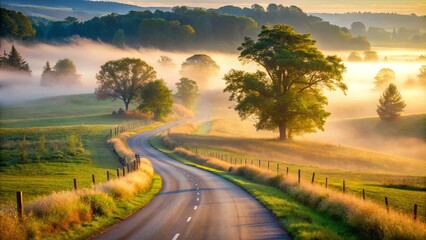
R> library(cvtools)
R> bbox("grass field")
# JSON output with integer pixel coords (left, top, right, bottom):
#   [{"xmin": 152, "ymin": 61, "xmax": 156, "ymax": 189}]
[
  {"xmin": 166, "ymin": 116, "xmax": 426, "ymax": 222},
  {"xmin": 0, "ymin": 94, "xmax": 151, "ymax": 205}
]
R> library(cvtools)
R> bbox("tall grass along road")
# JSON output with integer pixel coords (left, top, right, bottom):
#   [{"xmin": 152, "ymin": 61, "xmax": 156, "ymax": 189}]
[{"xmin": 93, "ymin": 122, "xmax": 289, "ymax": 240}]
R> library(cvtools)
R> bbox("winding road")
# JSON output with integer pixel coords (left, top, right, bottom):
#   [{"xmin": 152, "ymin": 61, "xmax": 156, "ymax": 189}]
[{"xmin": 93, "ymin": 122, "xmax": 289, "ymax": 240}]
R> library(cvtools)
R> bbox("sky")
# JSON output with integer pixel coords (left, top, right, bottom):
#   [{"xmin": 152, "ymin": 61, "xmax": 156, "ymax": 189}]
[{"xmin": 116, "ymin": 0, "xmax": 426, "ymax": 15}]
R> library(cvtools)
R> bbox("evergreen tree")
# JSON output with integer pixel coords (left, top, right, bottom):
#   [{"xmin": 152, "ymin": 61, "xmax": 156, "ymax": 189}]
[
  {"xmin": 42, "ymin": 61, "xmax": 52, "ymax": 74},
  {"xmin": 377, "ymin": 83, "xmax": 406, "ymax": 121},
  {"xmin": 0, "ymin": 45, "xmax": 31, "ymax": 72}
]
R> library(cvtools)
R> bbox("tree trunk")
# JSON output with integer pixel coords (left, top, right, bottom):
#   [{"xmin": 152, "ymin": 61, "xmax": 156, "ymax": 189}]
[
  {"xmin": 124, "ymin": 101, "xmax": 129, "ymax": 111},
  {"xmin": 278, "ymin": 123, "xmax": 287, "ymax": 141}
]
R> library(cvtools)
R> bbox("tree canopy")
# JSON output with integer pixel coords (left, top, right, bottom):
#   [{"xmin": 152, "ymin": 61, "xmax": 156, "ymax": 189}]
[
  {"xmin": 0, "ymin": 8, "xmax": 36, "ymax": 40},
  {"xmin": 224, "ymin": 24, "xmax": 347, "ymax": 140},
  {"xmin": 377, "ymin": 83, "xmax": 406, "ymax": 121},
  {"xmin": 374, "ymin": 68, "xmax": 395, "ymax": 90},
  {"xmin": 175, "ymin": 78, "xmax": 199, "ymax": 109},
  {"xmin": 0, "ymin": 45, "xmax": 31, "ymax": 73},
  {"xmin": 180, "ymin": 54, "xmax": 220, "ymax": 89},
  {"xmin": 41, "ymin": 58, "xmax": 80, "ymax": 86},
  {"xmin": 138, "ymin": 80, "xmax": 173, "ymax": 121},
  {"xmin": 95, "ymin": 58, "xmax": 156, "ymax": 111}
]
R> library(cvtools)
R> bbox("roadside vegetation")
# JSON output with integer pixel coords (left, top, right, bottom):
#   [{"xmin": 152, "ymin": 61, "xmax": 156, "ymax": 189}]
[
  {"xmin": 0, "ymin": 131, "xmax": 160, "ymax": 240},
  {"xmin": 153, "ymin": 133, "xmax": 426, "ymax": 239}
]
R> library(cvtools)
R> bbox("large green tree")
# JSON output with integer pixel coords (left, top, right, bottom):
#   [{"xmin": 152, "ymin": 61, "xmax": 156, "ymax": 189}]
[
  {"xmin": 374, "ymin": 68, "xmax": 395, "ymax": 90},
  {"xmin": 95, "ymin": 58, "xmax": 156, "ymax": 111},
  {"xmin": 138, "ymin": 80, "xmax": 173, "ymax": 121},
  {"xmin": 376, "ymin": 83, "xmax": 406, "ymax": 121},
  {"xmin": 224, "ymin": 24, "xmax": 347, "ymax": 140},
  {"xmin": 175, "ymin": 78, "xmax": 199, "ymax": 109}
]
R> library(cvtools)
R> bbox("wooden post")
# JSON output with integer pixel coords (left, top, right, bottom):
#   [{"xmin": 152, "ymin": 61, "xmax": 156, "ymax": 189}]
[
  {"xmin": 311, "ymin": 172, "xmax": 315, "ymax": 185},
  {"xmin": 92, "ymin": 174, "xmax": 95, "ymax": 185},
  {"xmin": 258, "ymin": 160, "xmax": 261, "ymax": 167},
  {"xmin": 127, "ymin": 164, "xmax": 130, "ymax": 173},
  {"xmin": 16, "ymin": 191, "xmax": 23, "ymax": 220},
  {"xmin": 116, "ymin": 168, "xmax": 120, "ymax": 178},
  {"xmin": 251, "ymin": 159, "xmax": 253, "ymax": 165},
  {"xmin": 245, "ymin": 159, "xmax": 247, "ymax": 165},
  {"xmin": 267, "ymin": 161, "xmax": 270, "ymax": 170},
  {"xmin": 277, "ymin": 163, "xmax": 279, "ymax": 173},
  {"xmin": 109, "ymin": 129, "xmax": 112, "ymax": 138},
  {"xmin": 325, "ymin": 177, "xmax": 328, "ymax": 189},
  {"xmin": 122, "ymin": 166, "xmax": 126, "ymax": 177},
  {"xmin": 298, "ymin": 169, "xmax": 301, "ymax": 184},
  {"xmin": 107, "ymin": 171, "xmax": 110, "ymax": 181},
  {"xmin": 414, "ymin": 204, "xmax": 418, "ymax": 220},
  {"xmin": 286, "ymin": 167, "xmax": 289, "ymax": 176},
  {"xmin": 73, "ymin": 178, "xmax": 77, "ymax": 190},
  {"xmin": 362, "ymin": 189, "xmax": 365, "ymax": 200},
  {"xmin": 196, "ymin": 148, "xmax": 198, "ymax": 155},
  {"xmin": 343, "ymin": 180, "xmax": 346, "ymax": 193},
  {"xmin": 385, "ymin": 197, "xmax": 389, "ymax": 213}
]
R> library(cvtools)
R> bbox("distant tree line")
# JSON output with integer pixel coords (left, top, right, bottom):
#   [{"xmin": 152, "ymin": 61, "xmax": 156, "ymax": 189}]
[{"xmin": 1, "ymin": 4, "xmax": 371, "ymax": 51}]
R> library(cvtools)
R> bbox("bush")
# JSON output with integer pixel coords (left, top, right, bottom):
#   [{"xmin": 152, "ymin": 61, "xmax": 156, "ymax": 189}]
[{"xmin": 81, "ymin": 192, "xmax": 116, "ymax": 216}]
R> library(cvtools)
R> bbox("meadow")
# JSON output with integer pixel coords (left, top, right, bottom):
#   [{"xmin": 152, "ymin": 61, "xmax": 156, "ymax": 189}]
[{"xmin": 164, "ymin": 115, "xmax": 426, "ymax": 222}]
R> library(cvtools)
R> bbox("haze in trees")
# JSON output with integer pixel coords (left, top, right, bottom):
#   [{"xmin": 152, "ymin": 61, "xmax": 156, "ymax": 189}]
[
  {"xmin": 40, "ymin": 58, "xmax": 81, "ymax": 86},
  {"xmin": 112, "ymin": 29, "xmax": 126, "ymax": 48},
  {"xmin": 95, "ymin": 58, "xmax": 156, "ymax": 111},
  {"xmin": 138, "ymin": 80, "xmax": 173, "ymax": 121},
  {"xmin": 350, "ymin": 22, "xmax": 366, "ymax": 36},
  {"xmin": 363, "ymin": 51, "xmax": 379, "ymax": 62},
  {"xmin": 224, "ymin": 24, "xmax": 347, "ymax": 141},
  {"xmin": 180, "ymin": 54, "xmax": 220, "ymax": 89},
  {"xmin": 374, "ymin": 68, "xmax": 395, "ymax": 90},
  {"xmin": 348, "ymin": 51, "xmax": 362, "ymax": 62},
  {"xmin": 377, "ymin": 83, "xmax": 406, "ymax": 121},
  {"xmin": 0, "ymin": 45, "xmax": 31, "ymax": 73},
  {"xmin": 158, "ymin": 56, "xmax": 176, "ymax": 68},
  {"xmin": 175, "ymin": 78, "xmax": 199, "ymax": 110}
]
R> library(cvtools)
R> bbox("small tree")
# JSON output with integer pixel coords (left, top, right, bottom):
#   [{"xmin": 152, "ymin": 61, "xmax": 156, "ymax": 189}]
[
  {"xmin": 66, "ymin": 133, "xmax": 83, "ymax": 155},
  {"xmin": 180, "ymin": 54, "xmax": 220, "ymax": 89},
  {"xmin": 95, "ymin": 58, "xmax": 156, "ymax": 111},
  {"xmin": 112, "ymin": 29, "xmax": 126, "ymax": 48},
  {"xmin": 41, "ymin": 58, "xmax": 80, "ymax": 86},
  {"xmin": 38, "ymin": 135, "xmax": 47, "ymax": 154},
  {"xmin": 18, "ymin": 135, "xmax": 29, "ymax": 163},
  {"xmin": 0, "ymin": 45, "xmax": 31, "ymax": 72},
  {"xmin": 175, "ymin": 78, "xmax": 199, "ymax": 109},
  {"xmin": 377, "ymin": 83, "xmax": 406, "ymax": 121},
  {"xmin": 374, "ymin": 68, "xmax": 395, "ymax": 90},
  {"xmin": 138, "ymin": 80, "xmax": 173, "ymax": 121},
  {"xmin": 348, "ymin": 52, "xmax": 362, "ymax": 62},
  {"xmin": 363, "ymin": 51, "xmax": 379, "ymax": 62},
  {"xmin": 157, "ymin": 55, "xmax": 176, "ymax": 68}
]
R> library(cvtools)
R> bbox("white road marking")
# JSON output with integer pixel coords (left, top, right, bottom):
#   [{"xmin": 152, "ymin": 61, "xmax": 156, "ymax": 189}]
[
  {"xmin": 197, "ymin": 192, "xmax": 200, "ymax": 195},
  {"xmin": 194, "ymin": 206, "xmax": 198, "ymax": 210},
  {"xmin": 172, "ymin": 233, "xmax": 180, "ymax": 240},
  {"xmin": 197, "ymin": 198, "xmax": 199, "ymax": 201},
  {"xmin": 195, "ymin": 183, "xmax": 198, "ymax": 186},
  {"xmin": 187, "ymin": 217, "xmax": 192, "ymax": 222}
]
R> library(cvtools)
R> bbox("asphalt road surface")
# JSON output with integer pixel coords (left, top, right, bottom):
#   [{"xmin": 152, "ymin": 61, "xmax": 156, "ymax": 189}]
[{"xmin": 93, "ymin": 122, "xmax": 290, "ymax": 240}]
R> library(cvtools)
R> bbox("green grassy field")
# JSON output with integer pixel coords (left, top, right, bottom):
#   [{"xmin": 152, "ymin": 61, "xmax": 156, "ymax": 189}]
[
  {"xmin": 0, "ymin": 94, "xmax": 147, "ymax": 205},
  {"xmin": 166, "ymin": 115, "xmax": 426, "ymax": 221}
]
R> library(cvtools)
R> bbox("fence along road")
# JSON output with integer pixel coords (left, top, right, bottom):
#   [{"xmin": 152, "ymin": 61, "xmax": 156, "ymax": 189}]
[{"xmin": 92, "ymin": 121, "xmax": 289, "ymax": 240}]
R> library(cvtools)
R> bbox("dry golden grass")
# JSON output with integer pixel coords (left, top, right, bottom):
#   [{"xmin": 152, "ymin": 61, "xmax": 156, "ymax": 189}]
[
  {"xmin": 162, "ymin": 136, "xmax": 426, "ymax": 240},
  {"xmin": 172, "ymin": 103, "xmax": 194, "ymax": 119},
  {"xmin": 0, "ymin": 130, "xmax": 154, "ymax": 239}
]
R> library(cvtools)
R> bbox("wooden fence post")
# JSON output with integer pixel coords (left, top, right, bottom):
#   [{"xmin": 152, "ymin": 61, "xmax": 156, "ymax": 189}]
[
  {"xmin": 277, "ymin": 163, "xmax": 279, "ymax": 174},
  {"xmin": 116, "ymin": 168, "xmax": 120, "ymax": 178},
  {"xmin": 73, "ymin": 178, "xmax": 77, "ymax": 190},
  {"xmin": 311, "ymin": 172, "xmax": 315, "ymax": 185},
  {"xmin": 16, "ymin": 191, "xmax": 23, "ymax": 220},
  {"xmin": 286, "ymin": 167, "xmax": 289, "ymax": 176},
  {"xmin": 343, "ymin": 180, "xmax": 346, "ymax": 193},
  {"xmin": 362, "ymin": 189, "xmax": 365, "ymax": 200},
  {"xmin": 325, "ymin": 177, "xmax": 328, "ymax": 189},
  {"xmin": 267, "ymin": 161, "xmax": 270, "ymax": 170},
  {"xmin": 414, "ymin": 204, "xmax": 418, "ymax": 220},
  {"xmin": 258, "ymin": 160, "xmax": 261, "ymax": 167},
  {"xmin": 92, "ymin": 174, "xmax": 95, "ymax": 185},
  {"xmin": 122, "ymin": 166, "xmax": 126, "ymax": 177},
  {"xmin": 385, "ymin": 197, "xmax": 389, "ymax": 213},
  {"xmin": 107, "ymin": 171, "xmax": 110, "ymax": 181},
  {"xmin": 298, "ymin": 169, "xmax": 301, "ymax": 184},
  {"xmin": 127, "ymin": 164, "xmax": 130, "ymax": 173}
]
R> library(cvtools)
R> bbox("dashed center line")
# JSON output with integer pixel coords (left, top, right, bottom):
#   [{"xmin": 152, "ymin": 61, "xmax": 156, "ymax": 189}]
[
  {"xmin": 194, "ymin": 206, "xmax": 198, "ymax": 210},
  {"xmin": 172, "ymin": 233, "xmax": 180, "ymax": 240},
  {"xmin": 197, "ymin": 198, "xmax": 199, "ymax": 201},
  {"xmin": 197, "ymin": 192, "xmax": 200, "ymax": 195},
  {"xmin": 187, "ymin": 217, "xmax": 192, "ymax": 222}
]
